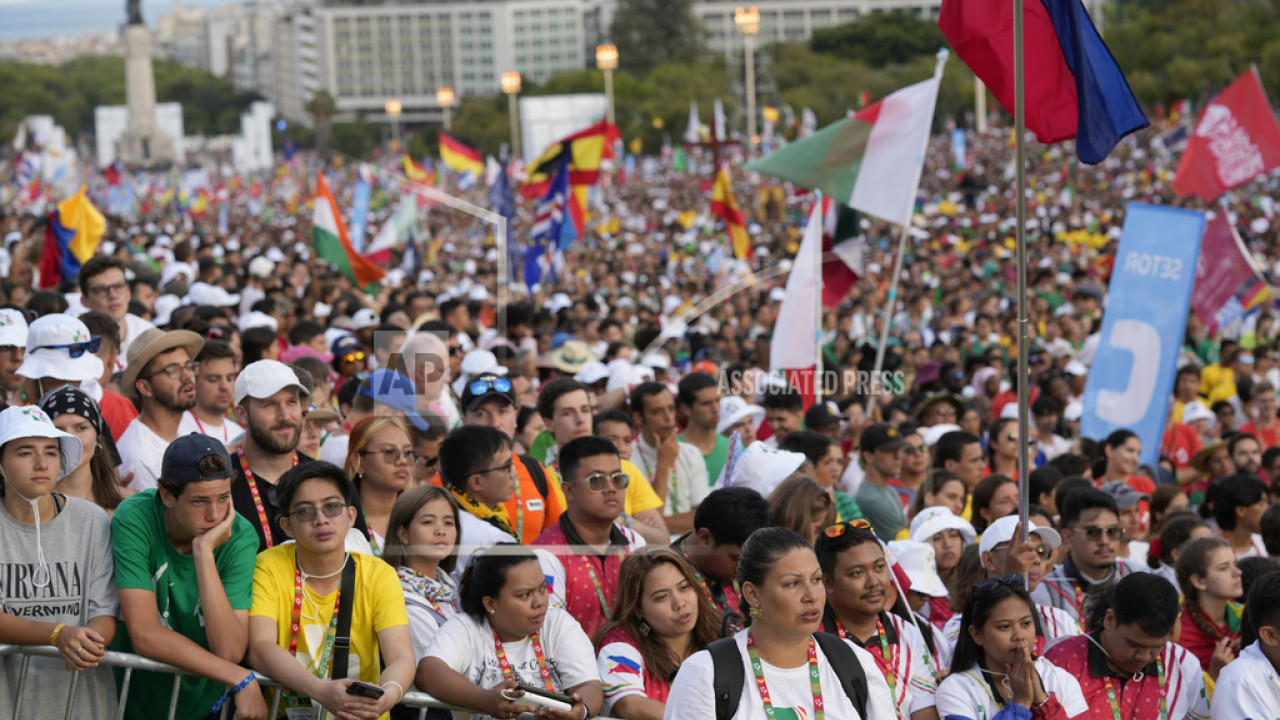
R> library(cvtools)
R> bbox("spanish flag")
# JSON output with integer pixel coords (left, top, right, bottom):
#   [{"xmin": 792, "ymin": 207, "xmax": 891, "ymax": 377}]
[
  {"xmin": 711, "ymin": 165, "xmax": 751, "ymax": 259},
  {"xmin": 403, "ymin": 154, "xmax": 433, "ymax": 185},
  {"xmin": 439, "ymin": 132, "xmax": 484, "ymax": 176}
]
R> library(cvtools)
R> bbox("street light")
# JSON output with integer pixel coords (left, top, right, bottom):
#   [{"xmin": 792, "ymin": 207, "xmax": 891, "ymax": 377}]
[
  {"xmin": 735, "ymin": 6, "xmax": 760, "ymax": 151},
  {"xmin": 436, "ymin": 87, "xmax": 455, "ymax": 132},
  {"xmin": 385, "ymin": 98, "xmax": 403, "ymax": 149},
  {"xmin": 501, "ymin": 71, "xmax": 522, "ymax": 160},
  {"xmin": 596, "ymin": 44, "xmax": 618, "ymax": 126}
]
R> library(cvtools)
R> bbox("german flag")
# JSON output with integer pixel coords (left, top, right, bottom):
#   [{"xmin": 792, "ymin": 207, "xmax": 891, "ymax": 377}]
[{"xmin": 439, "ymin": 131, "xmax": 484, "ymax": 176}]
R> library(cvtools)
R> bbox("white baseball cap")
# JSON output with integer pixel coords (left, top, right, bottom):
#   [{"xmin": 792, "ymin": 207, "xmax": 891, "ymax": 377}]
[
  {"xmin": 351, "ymin": 308, "xmax": 380, "ymax": 331},
  {"xmin": 909, "ymin": 506, "xmax": 977, "ymax": 545},
  {"xmin": 886, "ymin": 540, "xmax": 948, "ymax": 598},
  {"xmin": 239, "ymin": 311, "xmax": 278, "ymax": 333},
  {"xmin": 574, "ymin": 361, "xmax": 610, "ymax": 386},
  {"xmin": 1182, "ymin": 400, "xmax": 1215, "ymax": 426},
  {"xmin": 153, "ymin": 295, "xmax": 182, "ymax": 327},
  {"xmin": 248, "ymin": 256, "xmax": 274, "ymax": 279},
  {"xmin": 978, "ymin": 515, "xmax": 1062, "ymax": 555},
  {"xmin": 235, "ymin": 360, "xmax": 311, "ymax": 406},
  {"xmin": 0, "ymin": 308, "xmax": 29, "ymax": 347},
  {"xmin": 184, "ymin": 281, "xmax": 241, "ymax": 308}
]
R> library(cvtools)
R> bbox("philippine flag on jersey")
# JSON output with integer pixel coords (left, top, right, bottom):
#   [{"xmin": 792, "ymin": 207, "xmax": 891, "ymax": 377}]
[{"xmin": 606, "ymin": 656, "xmax": 641, "ymax": 677}]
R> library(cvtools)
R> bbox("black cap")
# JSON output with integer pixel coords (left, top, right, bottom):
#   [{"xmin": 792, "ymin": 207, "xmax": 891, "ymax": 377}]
[
  {"xmin": 460, "ymin": 372, "xmax": 515, "ymax": 413},
  {"xmin": 161, "ymin": 433, "xmax": 234, "ymax": 485},
  {"xmin": 804, "ymin": 402, "xmax": 841, "ymax": 429},
  {"xmin": 859, "ymin": 423, "xmax": 906, "ymax": 453}
]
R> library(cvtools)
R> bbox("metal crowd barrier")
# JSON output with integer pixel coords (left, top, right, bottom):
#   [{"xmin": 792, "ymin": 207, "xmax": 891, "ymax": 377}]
[{"xmin": 0, "ymin": 643, "xmax": 464, "ymax": 720}]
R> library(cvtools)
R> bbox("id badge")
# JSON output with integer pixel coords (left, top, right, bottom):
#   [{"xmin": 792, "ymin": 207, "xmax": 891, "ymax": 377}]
[{"xmin": 282, "ymin": 691, "xmax": 319, "ymax": 720}]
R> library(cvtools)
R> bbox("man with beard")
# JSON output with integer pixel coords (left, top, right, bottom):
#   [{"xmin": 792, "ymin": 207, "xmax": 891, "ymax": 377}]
[
  {"xmin": 177, "ymin": 340, "xmax": 245, "ymax": 445},
  {"xmin": 230, "ymin": 360, "xmax": 370, "ymax": 552},
  {"xmin": 119, "ymin": 327, "xmax": 204, "ymax": 491}
]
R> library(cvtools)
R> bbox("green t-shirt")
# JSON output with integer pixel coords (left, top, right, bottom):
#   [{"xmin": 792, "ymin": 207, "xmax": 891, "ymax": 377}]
[
  {"xmin": 110, "ymin": 490, "xmax": 258, "ymax": 720},
  {"xmin": 680, "ymin": 433, "xmax": 731, "ymax": 486},
  {"xmin": 528, "ymin": 429, "xmax": 558, "ymax": 467}
]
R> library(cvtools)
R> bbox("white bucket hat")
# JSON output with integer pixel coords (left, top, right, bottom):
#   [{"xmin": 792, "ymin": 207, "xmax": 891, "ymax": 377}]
[
  {"xmin": 909, "ymin": 506, "xmax": 977, "ymax": 545},
  {"xmin": 0, "ymin": 308, "xmax": 29, "ymax": 347},
  {"xmin": 717, "ymin": 395, "xmax": 766, "ymax": 435},
  {"xmin": 886, "ymin": 540, "xmax": 949, "ymax": 598},
  {"xmin": 726, "ymin": 441, "xmax": 807, "ymax": 498},
  {"xmin": 0, "ymin": 405, "xmax": 82, "ymax": 479},
  {"xmin": 17, "ymin": 315, "xmax": 104, "ymax": 383},
  {"xmin": 978, "ymin": 515, "xmax": 1062, "ymax": 555},
  {"xmin": 184, "ymin": 281, "xmax": 241, "ymax": 308}
]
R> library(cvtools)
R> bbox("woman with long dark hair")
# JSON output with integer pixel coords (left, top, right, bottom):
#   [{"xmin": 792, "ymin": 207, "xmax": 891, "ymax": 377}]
[
  {"xmin": 986, "ymin": 418, "xmax": 1022, "ymax": 479},
  {"xmin": 937, "ymin": 577, "xmax": 1086, "ymax": 718},
  {"xmin": 593, "ymin": 547, "xmax": 721, "ymax": 720},
  {"xmin": 40, "ymin": 386, "xmax": 132, "ymax": 516},
  {"xmin": 1175, "ymin": 536, "xmax": 1243, "ymax": 678},
  {"xmin": 382, "ymin": 485, "xmax": 461, "ymax": 661}
]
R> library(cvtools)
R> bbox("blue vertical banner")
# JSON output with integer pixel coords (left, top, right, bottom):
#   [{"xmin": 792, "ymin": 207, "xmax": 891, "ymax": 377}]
[
  {"xmin": 349, "ymin": 178, "xmax": 371, "ymax": 251},
  {"xmin": 1081, "ymin": 203, "xmax": 1205, "ymax": 466},
  {"xmin": 951, "ymin": 128, "xmax": 967, "ymax": 169}
]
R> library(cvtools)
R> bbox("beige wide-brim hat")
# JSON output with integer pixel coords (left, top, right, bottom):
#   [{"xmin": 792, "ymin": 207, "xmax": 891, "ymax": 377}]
[{"xmin": 123, "ymin": 328, "xmax": 205, "ymax": 401}]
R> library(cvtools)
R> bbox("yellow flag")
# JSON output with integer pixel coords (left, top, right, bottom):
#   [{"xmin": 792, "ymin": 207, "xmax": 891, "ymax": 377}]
[{"xmin": 57, "ymin": 186, "xmax": 105, "ymax": 263}]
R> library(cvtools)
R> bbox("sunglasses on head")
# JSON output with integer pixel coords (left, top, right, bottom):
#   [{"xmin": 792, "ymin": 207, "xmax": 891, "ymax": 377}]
[
  {"xmin": 37, "ymin": 337, "xmax": 101, "ymax": 359},
  {"xmin": 469, "ymin": 378, "xmax": 513, "ymax": 396},
  {"xmin": 975, "ymin": 574, "xmax": 1025, "ymax": 593},
  {"xmin": 824, "ymin": 518, "xmax": 873, "ymax": 538}
]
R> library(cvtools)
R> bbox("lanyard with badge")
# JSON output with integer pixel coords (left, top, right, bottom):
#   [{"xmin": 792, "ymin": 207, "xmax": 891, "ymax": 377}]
[
  {"xmin": 239, "ymin": 447, "xmax": 298, "ymax": 548},
  {"xmin": 280, "ymin": 564, "xmax": 343, "ymax": 719}
]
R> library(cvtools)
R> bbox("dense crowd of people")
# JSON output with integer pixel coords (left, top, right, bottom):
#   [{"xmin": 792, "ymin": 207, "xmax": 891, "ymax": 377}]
[{"xmin": 2, "ymin": 116, "xmax": 1280, "ymax": 720}]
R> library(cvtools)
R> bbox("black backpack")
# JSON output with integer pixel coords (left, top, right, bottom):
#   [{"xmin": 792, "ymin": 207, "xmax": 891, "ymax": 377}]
[
  {"xmin": 519, "ymin": 454, "xmax": 550, "ymax": 497},
  {"xmin": 709, "ymin": 632, "xmax": 868, "ymax": 720}
]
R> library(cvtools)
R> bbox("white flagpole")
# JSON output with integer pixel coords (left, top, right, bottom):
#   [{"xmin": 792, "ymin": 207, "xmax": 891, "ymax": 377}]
[
  {"xmin": 815, "ymin": 193, "xmax": 825, "ymax": 402},
  {"xmin": 864, "ymin": 49, "xmax": 950, "ymax": 416}
]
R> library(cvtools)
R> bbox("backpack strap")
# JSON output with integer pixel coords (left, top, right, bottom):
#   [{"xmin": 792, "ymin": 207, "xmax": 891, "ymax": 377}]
[
  {"xmin": 520, "ymin": 454, "xmax": 550, "ymax": 498},
  {"xmin": 813, "ymin": 632, "xmax": 868, "ymax": 718},
  {"xmin": 708, "ymin": 637, "xmax": 744, "ymax": 720},
  {"xmin": 330, "ymin": 557, "xmax": 358, "ymax": 680}
]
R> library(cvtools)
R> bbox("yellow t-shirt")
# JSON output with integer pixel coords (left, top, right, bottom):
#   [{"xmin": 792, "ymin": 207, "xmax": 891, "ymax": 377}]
[
  {"xmin": 621, "ymin": 458, "xmax": 664, "ymax": 515},
  {"xmin": 250, "ymin": 545, "xmax": 408, "ymax": 719}
]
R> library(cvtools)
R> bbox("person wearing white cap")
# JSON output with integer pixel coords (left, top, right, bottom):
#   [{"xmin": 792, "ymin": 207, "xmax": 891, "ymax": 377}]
[
  {"xmin": 78, "ymin": 255, "xmax": 155, "ymax": 369},
  {"xmin": 0, "ymin": 405, "xmax": 121, "ymax": 719},
  {"xmin": 909, "ymin": 507, "xmax": 977, "ymax": 630},
  {"xmin": 230, "ymin": 360, "xmax": 371, "ymax": 553},
  {"xmin": 717, "ymin": 394, "xmax": 766, "ymax": 446},
  {"xmin": 814, "ymin": 521, "xmax": 940, "ymax": 719},
  {"xmin": 0, "ymin": 307, "xmax": 28, "ymax": 406},
  {"xmin": 118, "ymin": 328, "xmax": 205, "ymax": 492}
]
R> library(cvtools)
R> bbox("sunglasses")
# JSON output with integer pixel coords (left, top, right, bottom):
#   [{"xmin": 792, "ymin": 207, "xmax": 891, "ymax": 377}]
[
  {"xmin": 288, "ymin": 501, "xmax": 348, "ymax": 524},
  {"xmin": 975, "ymin": 574, "xmax": 1025, "ymax": 592},
  {"xmin": 577, "ymin": 471, "xmax": 630, "ymax": 492},
  {"xmin": 991, "ymin": 542, "xmax": 1050, "ymax": 558},
  {"xmin": 824, "ymin": 518, "xmax": 873, "ymax": 538},
  {"xmin": 341, "ymin": 351, "xmax": 366, "ymax": 364},
  {"xmin": 37, "ymin": 337, "xmax": 101, "ymax": 358},
  {"xmin": 1075, "ymin": 525, "xmax": 1124, "ymax": 542},
  {"xmin": 417, "ymin": 455, "xmax": 439, "ymax": 470},
  {"xmin": 469, "ymin": 378, "xmax": 513, "ymax": 396}
]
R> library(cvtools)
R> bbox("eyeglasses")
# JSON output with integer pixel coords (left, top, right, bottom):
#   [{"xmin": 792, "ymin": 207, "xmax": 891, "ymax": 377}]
[
  {"xmin": 340, "ymin": 351, "xmax": 366, "ymax": 364},
  {"xmin": 470, "ymin": 461, "xmax": 514, "ymax": 479},
  {"xmin": 991, "ymin": 542, "xmax": 1050, "ymax": 558},
  {"xmin": 149, "ymin": 361, "xmax": 197, "ymax": 380},
  {"xmin": 417, "ymin": 455, "xmax": 439, "ymax": 470},
  {"xmin": 824, "ymin": 518, "xmax": 873, "ymax": 538},
  {"xmin": 448, "ymin": 346, "xmax": 461, "ymax": 356},
  {"xmin": 288, "ymin": 501, "xmax": 348, "ymax": 524},
  {"xmin": 577, "ymin": 471, "xmax": 630, "ymax": 492},
  {"xmin": 37, "ymin": 337, "xmax": 101, "ymax": 359},
  {"xmin": 902, "ymin": 445, "xmax": 921, "ymax": 456},
  {"xmin": 469, "ymin": 378, "xmax": 513, "ymax": 396},
  {"xmin": 87, "ymin": 281, "xmax": 128, "ymax": 298},
  {"xmin": 933, "ymin": 407, "xmax": 957, "ymax": 417},
  {"xmin": 1075, "ymin": 525, "xmax": 1124, "ymax": 542},
  {"xmin": 361, "ymin": 448, "xmax": 417, "ymax": 464}
]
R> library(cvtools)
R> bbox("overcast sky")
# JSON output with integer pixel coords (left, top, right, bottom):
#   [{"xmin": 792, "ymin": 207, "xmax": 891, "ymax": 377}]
[{"xmin": 1, "ymin": 0, "xmax": 252, "ymax": 40}]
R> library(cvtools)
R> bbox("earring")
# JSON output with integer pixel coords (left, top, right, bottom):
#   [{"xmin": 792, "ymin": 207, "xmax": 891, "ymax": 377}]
[
  {"xmin": 749, "ymin": 605, "xmax": 763, "ymax": 620},
  {"xmin": 639, "ymin": 621, "xmax": 650, "ymax": 636}
]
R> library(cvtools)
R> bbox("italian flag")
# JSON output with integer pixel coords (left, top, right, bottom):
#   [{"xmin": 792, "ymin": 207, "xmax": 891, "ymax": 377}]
[
  {"xmin": 744, "ymin": 59, "xmax": 945, "ymax": 227},
  {"xmin": 312, "ymin": 172, "xmax": 385, "ymax": 294}
]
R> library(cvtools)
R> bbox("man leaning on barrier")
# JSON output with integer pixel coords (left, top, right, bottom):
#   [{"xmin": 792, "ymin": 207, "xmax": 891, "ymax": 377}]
[{"xmin": 111, "ymin": 433, "xmax": 267, "ymax": 720}]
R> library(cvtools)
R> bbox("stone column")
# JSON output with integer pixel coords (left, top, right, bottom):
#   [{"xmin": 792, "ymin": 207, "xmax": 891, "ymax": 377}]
[{"xmin": 117, "ymin": 24, "xmax": 177, "ymax": 167}]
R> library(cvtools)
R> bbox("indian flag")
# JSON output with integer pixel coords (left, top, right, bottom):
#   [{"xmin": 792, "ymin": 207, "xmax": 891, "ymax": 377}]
[
  {"xmin": 312, "ymin": 172, "xmax": 385, "ymax": 294},
  {"xmin": 744, "ymin": 56, "xmax": 946, "ymax": 228}
]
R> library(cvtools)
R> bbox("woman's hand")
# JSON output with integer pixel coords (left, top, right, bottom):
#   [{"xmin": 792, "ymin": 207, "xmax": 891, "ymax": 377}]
[
  {"xmin": 56, "ymin": 625, "xmax": 106, "ymax": 671},
  {"xmin": 1006, "ymin": 643, "xmax": 1043, "ymax": 708},
  {"xmin": 1208, "ymin": 636, "xmax": 1236, "ymax": 681},
  {"xmin": 311, "ymin": 678, "xmax": 382, "ymax": 720},
  {"xmin": 535, "ymin": 692, "xmax": 589, "ymax": 720},
  {"xmin": 485, "ymin": 680, "xmax": 528, "ymax": 720}
]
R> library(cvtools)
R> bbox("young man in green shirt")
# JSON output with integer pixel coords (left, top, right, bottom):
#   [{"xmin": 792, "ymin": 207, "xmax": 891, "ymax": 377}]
[
  {"xmin": 676, "ymin": 372, "xmax": 729, "ymax": 484},
  {"xmin": 111, "ymin": 433, "xmax": 266, "ymax": 720}
]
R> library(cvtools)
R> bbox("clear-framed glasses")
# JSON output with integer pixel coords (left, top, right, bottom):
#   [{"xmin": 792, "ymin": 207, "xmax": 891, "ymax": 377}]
[
  {"xmin": 361, "ymin": 448, "xmax": 417, "ymax": 464},
  {"xmin": 578, "ymin": 471, "xmax": 630, "ymax": 492},
  {"xmin": 149, "ymin": 361, "xmax": 197, "ymax": 380}
]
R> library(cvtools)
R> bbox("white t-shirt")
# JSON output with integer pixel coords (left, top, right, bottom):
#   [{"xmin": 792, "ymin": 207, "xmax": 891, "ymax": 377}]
[
  {"xmin": 936, "ymin": 658, "xmax": 1087, "ymax": 720},
  {"xmin": 1211, "ymin": 640, "xmax": 1280, "ymax": 720},
  {"xmin": 424, "ymin": 609, "xmax": 599, "ymax": 720},
  {"xmin": 452, "ymin": 510, "xmax": 520, "ymax": 584},
  {"xmin": 177, "ymin": 410, "xmax": 245, "ymax": 446},
  {"xmin": 317, "ymin": 433, "xmax": 350, "ymax": 468},
  {"xmin": 117, "ymin": 418, "xmax": 169, "ymax": 491},
  {"xmin": 633, "ymin": 434, "xmax": 710, "ymax": 516},
  {"xmin": 663, "ymin": 630, "xmax": 897, "ymax": 720}
]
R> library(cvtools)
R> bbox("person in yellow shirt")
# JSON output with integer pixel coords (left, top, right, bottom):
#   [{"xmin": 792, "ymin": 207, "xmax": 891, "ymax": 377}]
[{"xmin": 248, "ymin": 463, "xmax": 415, "ymax": 720}]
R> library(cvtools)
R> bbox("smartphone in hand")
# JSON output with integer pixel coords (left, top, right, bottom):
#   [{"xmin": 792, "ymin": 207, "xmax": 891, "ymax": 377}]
[{"xmin": 346, "ymin": 681, "xmax": 386, "ymax": 699}]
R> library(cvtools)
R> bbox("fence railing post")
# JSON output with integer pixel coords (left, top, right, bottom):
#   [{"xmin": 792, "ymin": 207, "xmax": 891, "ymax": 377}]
[{"xmin": 62, "ymin": 669, "xmax": 81, "ymax": 720}]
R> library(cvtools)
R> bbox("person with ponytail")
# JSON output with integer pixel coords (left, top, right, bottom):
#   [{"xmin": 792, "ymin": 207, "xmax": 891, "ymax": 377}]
[
  {"xmin": 0, "ymin": 406, "xmax": 119, "ymax": 719},
  {"xmin": 936, "ymin": 576, "xmax": 1085, "ymax": 719},
  {"xmin": 1144, "ymin": 512, "xmax": 1212, "ymax": 592},
  {"xmin": 665, "ymin": 527, "xmax": 897, "ymax": 719},
  {"xmin": 418, "ymin": 544, "xmax": 602, "ymax": 720},
  {"xmin": 1175, "ymin": 537, "xmax": 1244, "ymax": 678}
]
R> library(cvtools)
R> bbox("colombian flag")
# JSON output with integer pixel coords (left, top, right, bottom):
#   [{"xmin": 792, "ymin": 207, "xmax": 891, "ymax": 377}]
[
  {"xmin": 439, "ymin": 132, "xmax": 484, "ymax": 176},
  {"xmin": 39, "ymin": 186, "xmax": 105, "ymax": 288},
  {"xmin": 711, "ymin": 165, "xmax": 751, "ymax": 259}
]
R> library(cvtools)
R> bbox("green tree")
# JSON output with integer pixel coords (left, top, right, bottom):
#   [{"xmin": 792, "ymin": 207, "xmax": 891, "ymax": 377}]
[
  {"xmin": 610, "ymin": 0, "xmax": 705, "ymax": 77},
  {"xmin": 809, "ymin": 12, "xmax": 946, "ymax": 68},
  {"xmin": 306, "ymin": 89, "xmax": 337, "ymax": 160}
]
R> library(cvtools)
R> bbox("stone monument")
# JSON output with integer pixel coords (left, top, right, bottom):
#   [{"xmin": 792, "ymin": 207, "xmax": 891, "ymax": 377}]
[{"xmin": 117, "ymin": 0, "xmax": 177, "ymax": 167}]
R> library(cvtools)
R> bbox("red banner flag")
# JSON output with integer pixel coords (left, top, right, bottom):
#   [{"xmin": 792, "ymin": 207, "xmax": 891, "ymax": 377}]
[
  {"xmin": 1173, "ymin": 68, "xmax": 1280, "ymax": 201},
  {"xmin": 1191, "ymin": 213, "xmax": 1272, "ymax": 332}
]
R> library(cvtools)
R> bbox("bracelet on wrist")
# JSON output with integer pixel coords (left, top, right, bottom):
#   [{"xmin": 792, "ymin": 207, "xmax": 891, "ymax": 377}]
[
  {"xmin": 49, "ymin": 623, "xmax": 66, "ymax": 647},
  {"xmin": 209, "ymin": 672, "xmax": 256, "ymax": 714},
  {"xmin": 381, "ymin": 680, "xmax": 405, "ymax": 704}
]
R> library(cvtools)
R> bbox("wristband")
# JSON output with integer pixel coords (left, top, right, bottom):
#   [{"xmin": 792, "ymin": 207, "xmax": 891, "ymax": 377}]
[
  {"xmin": 209, "ymin": 672, "xmax": 256, "ymax": 714},
  {"xmin": 50, "ymin": 623, "xmax": 66, "ymax": 647},
  {"xmin": 578, "ymin": 703, "xmax": 591, "ymax": 720},
  {"xmin": 381, "ymin": 680, "xmax": 405, "ymax": 704}
]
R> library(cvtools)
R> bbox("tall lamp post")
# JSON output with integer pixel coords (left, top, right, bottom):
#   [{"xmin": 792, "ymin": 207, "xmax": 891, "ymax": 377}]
[
  {"xmin": 501, "ymin": 71, "xmax": 522, "ymax": 160},
  {"xmin": 735, "ymin": 6, "xmax": 760, "ymax": 151},
  {"xmin": 437, "ymin": 87, "xmax": 455, "ymax": 132},
  {"xmin": 596, "ymin": 44, "xmax": 618, "ymax": 125},
  {"xmin": 385, "ymin": 97, "xmax": 402, "ymax": 149}
]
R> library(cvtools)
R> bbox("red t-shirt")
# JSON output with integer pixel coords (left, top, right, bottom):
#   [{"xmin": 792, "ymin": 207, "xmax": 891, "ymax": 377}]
[
  {"xmin": 1240, "ymin": 420, "xmax": 1280, "ymax": 450},
  {"xmin": 1160, "ymin": 422, "xmax": 1202, "ymax": 469},
  {"xmin": 99, "ymin": 389, "xmax": 139, "ymax": 442},
  {"xmin": 1177, "ymin": 602, "xmax": 1241, "ymax": 671}
]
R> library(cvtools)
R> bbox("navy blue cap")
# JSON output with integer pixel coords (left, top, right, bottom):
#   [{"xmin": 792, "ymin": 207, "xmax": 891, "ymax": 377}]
[{"xmin": 161, "ymin": 433, "xmax": 234, "ymax": 485}]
